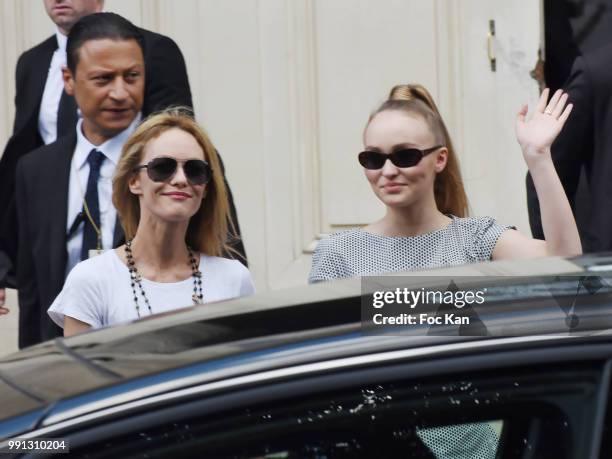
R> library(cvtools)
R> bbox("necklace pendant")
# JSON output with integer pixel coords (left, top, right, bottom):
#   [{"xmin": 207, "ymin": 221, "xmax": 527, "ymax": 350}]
[{"xmin": 192, "ymin": 293, "xmax": 201, "ymax": 304}]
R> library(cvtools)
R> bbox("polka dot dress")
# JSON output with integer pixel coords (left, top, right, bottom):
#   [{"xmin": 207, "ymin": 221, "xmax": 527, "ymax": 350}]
[
  {"xmin": 309, "ymin": 216, "xmax": 508, "ymax": 457},
  {"xmin": 417, "ymin": 423, "xmax": 499, "ymax": 458},
  {"xmin": 309, "ymin": 216, "xmax": 512, "ymax": 283}
]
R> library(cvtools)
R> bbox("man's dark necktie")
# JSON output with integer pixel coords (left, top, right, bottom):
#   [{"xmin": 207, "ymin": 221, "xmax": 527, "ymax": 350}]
[
  {"xmin": 81, "ymin": 149, "xmax": 106, "ymax": 261},
  {"xmin": 56, "ymin": 90, "xmax": 78, "ymax": 138}
]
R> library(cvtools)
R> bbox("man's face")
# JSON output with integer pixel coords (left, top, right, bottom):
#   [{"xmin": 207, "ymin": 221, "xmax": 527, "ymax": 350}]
[
  {"xmin": 43, "ymin": 0, "xmax": 103, "ymax": 34},
  {"xmin": 63, "ymin": 38, "xmax": 145, "ymax": 145}
]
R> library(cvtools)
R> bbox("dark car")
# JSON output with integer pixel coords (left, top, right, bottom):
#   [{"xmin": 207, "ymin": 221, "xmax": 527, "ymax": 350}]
[{"xmin": 2, "ymin": 255, "xmax": 612, "ymax": 458}]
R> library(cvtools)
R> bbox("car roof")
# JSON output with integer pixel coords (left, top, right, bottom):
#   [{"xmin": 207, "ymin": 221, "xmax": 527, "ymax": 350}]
[{"xmin": 2, "ymin": 254, "xmax": 612, "ymax": 436}]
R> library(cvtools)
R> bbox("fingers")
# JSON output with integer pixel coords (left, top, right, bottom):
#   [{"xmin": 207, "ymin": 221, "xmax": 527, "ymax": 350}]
[
  {"xmin": 516, "ymin": 103, "xmax": 528, "ymax": 123},
  {"xmin": 0, "ymin": 307, "xmax": 9, "ymax": 316},
  {"xmin": 536, "ymin": 88, "xmax": 550, "ymax": 112},
  {"xmin": 551, "ymin": 92, "xmax": 568, "ymax": 118},
  {"xmin": 559, "ymin": 103, "xmax": 573, "ymax": 124},
  {"xmin": 544, "ymin": 89, "xmax": 563, "ymax": 115}
]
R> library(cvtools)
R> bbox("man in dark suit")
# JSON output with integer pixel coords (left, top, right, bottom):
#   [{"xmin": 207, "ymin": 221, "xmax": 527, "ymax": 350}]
[
  {"xmin": 526, "ymin": 44, "xmax": 612, "ymax": 253},
  {"xmin": 15, "ymin": 12, "xmax": 147, "ymax": 347},
  {"xmin": 0, "ymin": 1, "xmax": 245, "ymax": 316}
]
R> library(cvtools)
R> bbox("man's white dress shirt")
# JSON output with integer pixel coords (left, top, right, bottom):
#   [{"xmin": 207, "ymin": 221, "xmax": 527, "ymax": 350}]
[
  {"xmin": 38, "ymin": 29, "xmax": 68, "ymax": 145},
  {"xmin": 65, "ymin": 116, "xmax": 141, "ymax": 277}
]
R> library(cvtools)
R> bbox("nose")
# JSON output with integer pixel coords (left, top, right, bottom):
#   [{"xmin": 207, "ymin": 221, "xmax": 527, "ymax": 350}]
[
  {"xmin": 170, "ymin": 163, "xmax": 188, "ymax": 187},
  {"xmin": 109, "ymin": 78, "xmax": 129, "ymax": 101},
  {"xmin": 380, "ymin": 157, "xmax": 399, "ymax": 177}
]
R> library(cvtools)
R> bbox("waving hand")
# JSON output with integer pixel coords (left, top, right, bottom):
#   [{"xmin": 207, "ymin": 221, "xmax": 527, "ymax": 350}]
[{"xmin": 515, "ymin": 88, "xmax": 573, "ymax": 165}]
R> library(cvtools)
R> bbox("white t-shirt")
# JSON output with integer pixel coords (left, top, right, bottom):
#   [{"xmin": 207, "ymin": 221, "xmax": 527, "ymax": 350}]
[{"xmin": 48, "ymin": 250, "xmax": 255, "ymax": 329}]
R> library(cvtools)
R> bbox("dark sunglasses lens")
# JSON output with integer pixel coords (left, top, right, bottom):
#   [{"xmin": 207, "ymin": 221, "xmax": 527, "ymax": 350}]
[
  {"xmin": 148, "ymin": 157, "xmax": 177, "ymax": 182},
  {"xmin": 392, "ymin": 149, "xmax": 422, "ymax": 167},
  {"xmin": 358, "ymin": 151, "xmax": 385, "ymax": 169},
  {"xmin": 184, "ymin": 160, "xmax": 211, "ymax": 185}
]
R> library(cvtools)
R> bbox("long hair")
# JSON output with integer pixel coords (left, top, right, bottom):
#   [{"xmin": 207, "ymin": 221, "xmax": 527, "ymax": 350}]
[
  {"xmin": 367, "ymin": 84, "xmax": 469, "ymax": 217},
  {"xmin": 112, "ymin": 108, "xmax": 234, "ymax": 256}
]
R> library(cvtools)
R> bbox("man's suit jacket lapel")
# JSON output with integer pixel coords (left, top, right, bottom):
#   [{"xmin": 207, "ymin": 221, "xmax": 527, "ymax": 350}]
[{"xmin": 45, "ymin": 134, "xmax": 76, "ymax": 291}]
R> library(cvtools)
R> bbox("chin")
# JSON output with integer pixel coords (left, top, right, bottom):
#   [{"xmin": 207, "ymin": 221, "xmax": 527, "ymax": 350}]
[
  {"xmin": 376, "ymin": 192, "xmax": 414, "ymax": 208},
  {"xmin": 157, "ymin": 209, "xmax": 199, "ymax": 223},
  {"xmin": 383, "ymin": 200, "xmax": 415, "ymax": 210}
]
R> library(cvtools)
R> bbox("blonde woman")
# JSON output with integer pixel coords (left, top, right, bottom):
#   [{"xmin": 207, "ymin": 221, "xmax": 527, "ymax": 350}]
[
  {"xmin": 49, "ymin": 110, "xmax": 254, "ymax": 336},
  {"xmin": 309, "ymin": 84, "xmax": 581, "ymax": 282}
]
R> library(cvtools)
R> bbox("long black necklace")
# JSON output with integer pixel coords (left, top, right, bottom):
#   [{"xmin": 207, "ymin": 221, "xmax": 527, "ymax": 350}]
[{"xmin": 125, "ymin": 239, "xmax": 203, "ymax": 318}]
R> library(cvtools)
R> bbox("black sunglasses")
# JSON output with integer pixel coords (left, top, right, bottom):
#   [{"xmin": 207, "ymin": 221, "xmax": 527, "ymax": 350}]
[
  {"xmin": 358, "ymin": 145, "xmax": 443, "ymax": 169},
  {"xmin": 134, "ymin": 157, "xmax": 212, "ymax": 185}
]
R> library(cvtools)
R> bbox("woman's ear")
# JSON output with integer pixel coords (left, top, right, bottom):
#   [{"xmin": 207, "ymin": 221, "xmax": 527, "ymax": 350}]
[
  {"xmin": 434, "ymin": 147, "xmax": 448, "ymax": 173},
  {"xmin": 128, "ymin": 172, "xmax": 143, "ymax": 196}
]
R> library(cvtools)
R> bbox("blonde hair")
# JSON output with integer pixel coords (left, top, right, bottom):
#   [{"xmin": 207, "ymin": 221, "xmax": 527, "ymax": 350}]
[
  {"xmin": 113, "ymin": 108, "xmax": 234, "ymax": 256},
  {"xmin": 367, "ymin": 84, "xmax": 469, "ymax": 217}
]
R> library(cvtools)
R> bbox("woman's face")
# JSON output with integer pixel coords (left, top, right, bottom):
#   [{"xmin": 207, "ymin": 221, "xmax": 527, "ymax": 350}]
[
  {"xmin": 129, "ymin": 127, "xmax": 208, "ymax": 224},
  {"xmin": 362, "ymin": 110, "xmax": 447, "ymax": 209}
]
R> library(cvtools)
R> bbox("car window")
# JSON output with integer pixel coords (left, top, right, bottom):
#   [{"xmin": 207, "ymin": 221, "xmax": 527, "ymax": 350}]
[
  {"xmin": 598, "ymin": 365, "xmax": 612, "ymax": 458},
  {"xmin": 66, "ymin": 364, "xmax": 601, "ymax": 459}
]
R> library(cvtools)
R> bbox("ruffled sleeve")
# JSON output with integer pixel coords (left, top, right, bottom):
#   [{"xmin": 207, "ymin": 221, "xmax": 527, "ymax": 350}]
[
  {"xmin": 473, "ymin": 217, "xmax": 514, "ymax": 261},
  {"xmin": 308, "ymin": 236, "xmax": 349, "ymax": 283}
]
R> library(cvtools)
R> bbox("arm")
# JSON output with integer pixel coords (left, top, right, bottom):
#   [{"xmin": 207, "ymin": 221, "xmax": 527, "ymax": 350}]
[
  {"xmin": 15, "ymin": 159, "xmax": 41, "ymax": 348},
  {"xmin": 47, "ymin": 258, "xmax": 104, "ymax": 334},
  {"xmin": 494, "ymin": 89, "xmax": 581, "ymax": 260},
  {"xmin": 64, "ymin": 316, "xmax": 92, "ymax": 337},
  {"xmin": 526, "ymin": 57, "xmax": 592, "ymax": 238},
  {"xmin": 11, "ymin": 53, "xmax": 28, "ymax": 134},
  {"xmin": 142, "ymin": 33, "xmax": 193, "ymax": 115},
  {"xmin": 0, "ymin": 201, "xmax": 18, "ymax": 290},
  {"xmin": 0, "ymin": 54, "xmax": 29, "ymax": 289}
]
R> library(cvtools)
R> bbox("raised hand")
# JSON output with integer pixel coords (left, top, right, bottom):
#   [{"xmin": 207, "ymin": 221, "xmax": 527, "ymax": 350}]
[{"xmin": 515, "ymin": 88, "xmax": 573, "ymax": 165}]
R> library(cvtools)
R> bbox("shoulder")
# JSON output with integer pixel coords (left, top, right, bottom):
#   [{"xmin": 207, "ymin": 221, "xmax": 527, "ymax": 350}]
[
  {"xmin": 314, "ymin": 229, "xmax": 366, "ymax": 253},
  {"xmin": 201, "ymin": 255, "xmax": 255, "ymax": 297},
  {"xmin": 450, "ymin": 216, "xmax": 513, "ymax": 260},
  {"xmin": 18, "ymin": 36, "xmax": 56, "ymax": 65},
  {"xmin": 449, "ymin": 215, "xmax": 514, "ymax": 240},
  {"xmin": 139, "ymin": 27, "xmax": 181, "ymax": 53},
  {"xmin": 66, "ymin": 251, "xmax": 119, "ymax": 282},
  {"xmin": 448, "ymin": 215, "xmax": 510, "ymax": 232},
  {"xmin": 570, "ymin": 46, "xmax": 612, "ymax": 91},
  {"xmin": 582, "ymin": 44, "xmax": 612, "ymax": 69},
  {"xmin": 309, "ymin": 229, "xmax": 364, "ymax": 283},
  {"xmin": 17, "ymin": 134, "xmax": 76, "ymax": 174},
  {"xmin": 48, "ymin": 251, "xmax": 117, "ymax": 329},
  {"xmin": 56, "ymin": 253, "xmax": 114, "ymax": 306},
  {"xmin": 311, "ymin": 228, "xmax": 371, "ymax": 266},
  {"xmin": 202, "ymin": 255, "xmax": 250, "ymax": 276}
]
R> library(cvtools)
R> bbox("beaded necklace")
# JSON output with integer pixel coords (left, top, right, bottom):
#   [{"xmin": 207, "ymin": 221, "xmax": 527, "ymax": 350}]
[{"xmin": 125, "ymin": 239, "xmax": 203, "ymax": 317}]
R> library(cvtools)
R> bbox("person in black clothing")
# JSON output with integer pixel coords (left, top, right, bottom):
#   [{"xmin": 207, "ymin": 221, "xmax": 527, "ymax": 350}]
[{"xmin": 527, "ymin": 43, "xmax": 612, "ymax": 253}]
